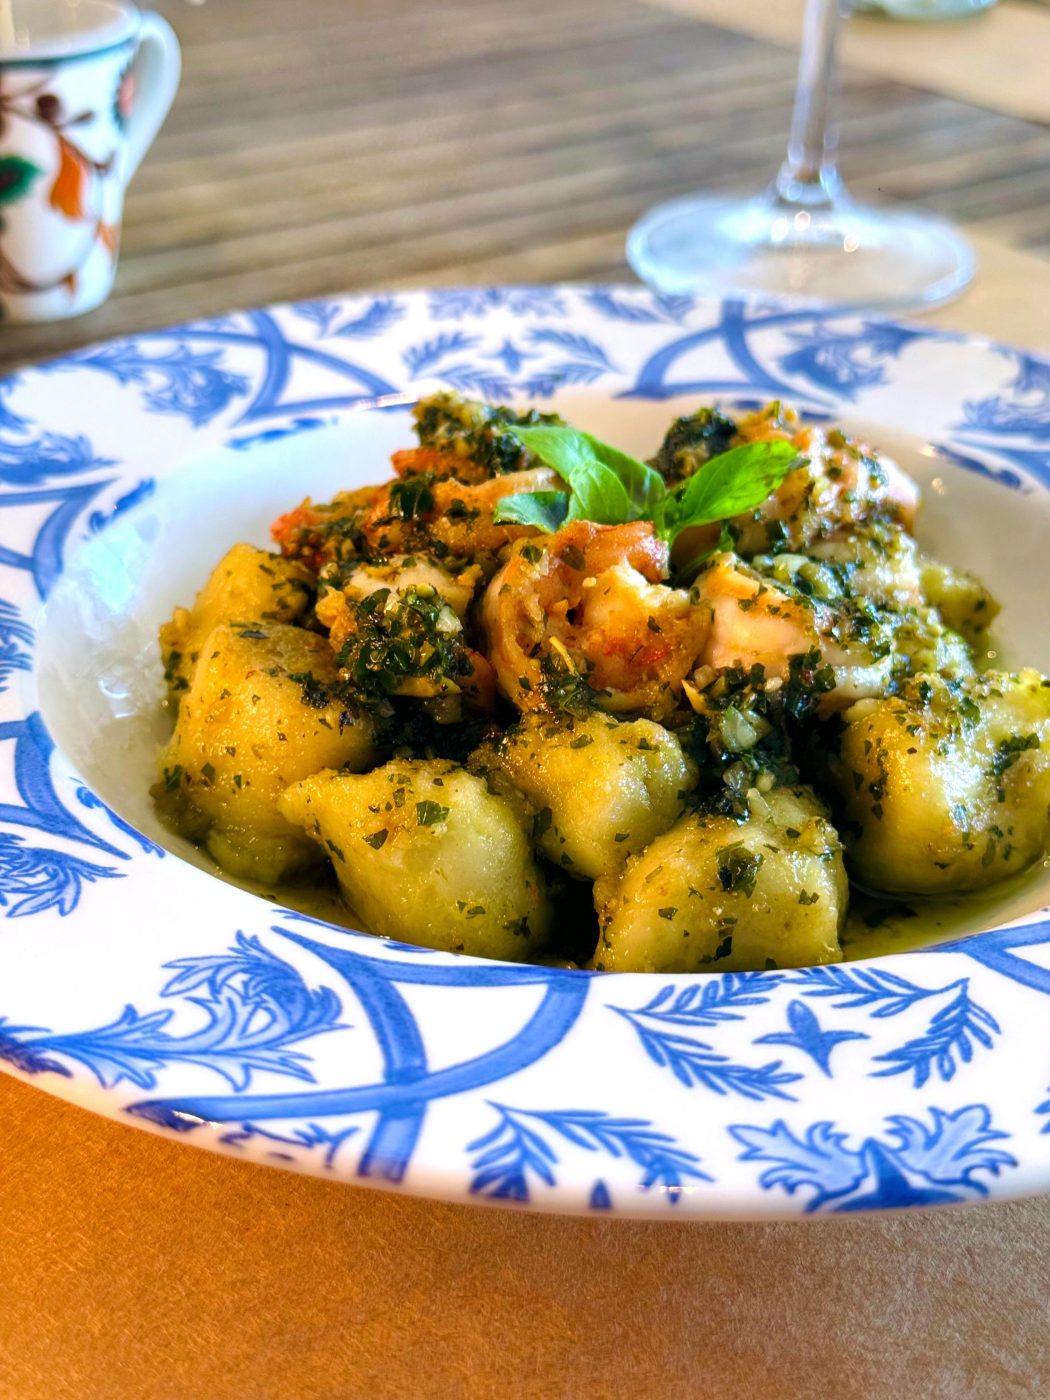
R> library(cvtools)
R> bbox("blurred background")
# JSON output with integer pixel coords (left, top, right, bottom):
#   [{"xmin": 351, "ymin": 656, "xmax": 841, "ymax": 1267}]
[{"xmin": 2, "ymin": 0, "xmax": 1048, "ymax": 367}]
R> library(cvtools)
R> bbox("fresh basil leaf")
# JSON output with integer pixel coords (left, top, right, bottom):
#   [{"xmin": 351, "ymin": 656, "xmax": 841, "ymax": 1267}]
[
  {"xmin": 492, "ymin": 490, "xmax": 570, "ymax": 533},
  {"xmin": 499, "ymin": 423, "xmax": 799, "ymax": 552},
  {"xmin": 563, "ymin": 459, "xmax": 634, "ymax": 525},
  {"xmin": 507, "ymin": 424, "xmax": 597, "ymax": 486},
  {"xmin": 659, "ymin": 440, "xmax": 802, "ymax": 539},
  {"xmin": 511, "ymin": 424, "xmax": 665, "ymax": 522},
  {"xmin": 580, "ymin": 434, "xmax": 666, "ymax": 517}
]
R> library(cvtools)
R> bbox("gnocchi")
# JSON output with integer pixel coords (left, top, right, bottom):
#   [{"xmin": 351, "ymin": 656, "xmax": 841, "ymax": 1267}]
[
  {"xmin": 592, "ymin": 786, "xmax": 847, "ymax": 973},
  {"xmin": 152, "ymin": 393, "xmax": 1050, "ymax": 972},
  {"xmin": 278, "ymin": 760, "xmax": 552, "ymax": 959},
  {"xmin": 157, "ymin": 621, "xmax": 374, "ymax": 882},
  {"xmin": 473, "ymin": 711, "xmax": 695, "ymax": 879}
]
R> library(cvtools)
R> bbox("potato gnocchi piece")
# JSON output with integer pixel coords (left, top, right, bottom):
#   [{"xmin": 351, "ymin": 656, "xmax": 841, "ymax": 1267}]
[
  {"xmin": 829, "ymin": 669, "xmax": 1050, "ymax": 895},
  {"xmin": 160, "ymin": 543, "xmax": 313, "ymax": 699},
  {"xmin": 474, "ymin": 712, "xmax": 696, "ymax": 880},
  {"xmin": 918, "ymin": 555, "xmax": 999, "ymax": 643},
  {"xmin": 278, "ymin": 760, "xmax": 552, "ymax": 961},
  {"xmin": 157, "ymin": 622, "xmax": 374, "ymax": 883},
  {"xmin": 592, "ymin": 786, "xmax": 846, "ymax": 973}
]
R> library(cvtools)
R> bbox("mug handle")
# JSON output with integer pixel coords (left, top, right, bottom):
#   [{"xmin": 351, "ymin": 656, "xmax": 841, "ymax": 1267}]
[{"xmin": 123, "ymin": 12, "xmax": 181, "ymax": 182}]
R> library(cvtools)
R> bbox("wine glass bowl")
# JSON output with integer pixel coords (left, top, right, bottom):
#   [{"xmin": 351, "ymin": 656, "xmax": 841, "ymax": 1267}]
[
  {"xmin": 627, "ymin": 0, "xmax": 976, "ymax": 312},
  {"xmin": 627, "ymin": 189, "xmax": 976, "ymax": 310}
]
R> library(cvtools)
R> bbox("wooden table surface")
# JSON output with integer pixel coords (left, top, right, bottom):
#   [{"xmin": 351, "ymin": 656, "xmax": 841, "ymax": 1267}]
[
  {"xmin": 4, "ymin": 3, "xmax": 1050, "ymax": 1398},
  {"xmin": 1, "ymin": 0, "xmax": 1050, "ymax": 372}
]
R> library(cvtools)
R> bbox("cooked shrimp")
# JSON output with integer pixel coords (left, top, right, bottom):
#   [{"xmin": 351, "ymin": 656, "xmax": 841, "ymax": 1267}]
[
  {"xmin": 271, "ymin": 486, "xmax": 382, "ymax": 573},
  {"xmin": 316, "ymin": 553, "xmax": 486, "ymax": 705},
  {"xmin": 738, "ymin": 403, "xmax": 919, "ymax": 524},
  {"xmin": 694, "ymin": 554, "xmax": 893, "ymax": 710},
  {"xmin": 483, "ymin": 521, "xmax": 709, "ymax": 720},
  {"xmin": 806, "ymin": 526, "xmax": 925, "ymax": 612},
  {"xmin": 318, "ymin": 554, "xmax": 482, "ymax": 627},
  {"xmin": 699, "ymin": 556, "xmax": 819, "ymax": 677},
  {"xmin": 809, "ymin": 525, "xmax": 998, "ymax": 642},
  {"xmin": 361, "ymin": 466, "xmax": 563, "ymax": 559},
  {"xmin": 326, "ymin": 578, "xmax": 496, "ymax": 719},
  {"xmin": 390, "ymin": 448, "xmax": 471, "ymax": 481},
  {"xmin": 672, "ymin": 404, "xmax": 920, "ymax": 566}
]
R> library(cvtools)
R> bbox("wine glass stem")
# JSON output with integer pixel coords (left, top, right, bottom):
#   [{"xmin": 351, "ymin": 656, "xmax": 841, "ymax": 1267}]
[{"xmin": 774, "ymin": 0, "xmax": 847, "ymax": 209}]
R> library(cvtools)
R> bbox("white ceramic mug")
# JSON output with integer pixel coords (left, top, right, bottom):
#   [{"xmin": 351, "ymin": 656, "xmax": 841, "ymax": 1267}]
[{"xmin": 0, "ymin": 0, "xmax": 179, "ymax": 322}]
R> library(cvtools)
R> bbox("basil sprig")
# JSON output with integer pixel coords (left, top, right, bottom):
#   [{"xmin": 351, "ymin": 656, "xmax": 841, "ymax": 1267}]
[
  {"xmin": 492, "ymin": 423, "xmax": 802, "ymax": 550},
  {"xmin": 494, "ymin": 489, "xmax": 570, "ymax": 533}
]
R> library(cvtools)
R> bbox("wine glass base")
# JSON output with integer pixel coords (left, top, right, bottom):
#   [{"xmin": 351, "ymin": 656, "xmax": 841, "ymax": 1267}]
[{"xmin": 627, "ymin": 192, "xmax": 976, "ymax": 312}]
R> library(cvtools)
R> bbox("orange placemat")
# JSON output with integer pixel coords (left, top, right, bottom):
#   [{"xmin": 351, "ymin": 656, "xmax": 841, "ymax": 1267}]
[{"xmin": 2, "ymin": 1073, "xmax": 1049, "ymax": 1400}]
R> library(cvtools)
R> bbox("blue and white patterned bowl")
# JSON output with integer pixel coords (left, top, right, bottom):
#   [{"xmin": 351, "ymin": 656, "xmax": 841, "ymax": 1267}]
[{"xmin": 2, "ymin": 285, "xmax": 1050, "ymax": 1218}]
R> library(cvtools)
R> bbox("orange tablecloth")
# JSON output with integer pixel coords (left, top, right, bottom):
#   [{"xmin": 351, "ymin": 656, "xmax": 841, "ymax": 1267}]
[{"xmin": 3, "ymin": 1072, "xmax": 1049, "ymax": 1399}]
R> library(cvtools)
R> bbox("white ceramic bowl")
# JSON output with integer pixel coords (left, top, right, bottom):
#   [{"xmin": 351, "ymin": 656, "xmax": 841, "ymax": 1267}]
[{"xmin": 2, "ymin": 286, "xmax": 1049, "ymax": 1217}]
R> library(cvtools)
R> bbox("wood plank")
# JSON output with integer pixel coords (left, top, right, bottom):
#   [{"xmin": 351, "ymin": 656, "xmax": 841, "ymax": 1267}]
[
  {"xmin": 111, "ymin": 99, "xmax": 997, "ymax": 299},
  {"xmin": 0, "ymin": 0, "xmax": 1046, "ymax": 372}
]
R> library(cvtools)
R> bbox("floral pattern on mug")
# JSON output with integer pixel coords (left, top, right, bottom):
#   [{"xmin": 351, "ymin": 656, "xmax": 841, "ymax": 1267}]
[
  {"xmin": 113, "ymin": 59, "xmax": 135, "ymax": 132},
  {"xmin": 0, "ymin": 47, "xmax": 131, "ymax": 314}
]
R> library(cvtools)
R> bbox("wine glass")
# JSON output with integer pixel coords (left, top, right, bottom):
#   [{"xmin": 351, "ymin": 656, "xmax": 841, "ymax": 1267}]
[{"xmin": 626, "ymin": 0, "xmax": 975, "ymax": 311}]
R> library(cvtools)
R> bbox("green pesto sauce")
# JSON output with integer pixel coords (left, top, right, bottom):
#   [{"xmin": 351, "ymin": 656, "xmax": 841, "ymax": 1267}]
[
  {"xmin": 158, "ymin": 805, "xmax": 1049, "ymax": 968},
  {"xmin": 247, "ymin": 862, "xmax": 1050, "ymax": 969},
  {"xmin": 842, "ymin": 856, "xmax": 1050, "ymax": 962},
  {"xmin": 257, "ymin": 871, "xmax": 362, "ymax": 929}
]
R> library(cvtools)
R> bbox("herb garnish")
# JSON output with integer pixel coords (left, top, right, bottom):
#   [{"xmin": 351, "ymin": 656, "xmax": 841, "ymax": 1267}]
[
  {"xmin": 336, "ymin": 586, "xmax": 472, "ymax": 705},
  {"xmin": 538, "ymin": 651, "xmax": 603, "ymax": 717},
  {"xmin": 288, "ymin": 670, "xmax": 331, "ymax": 710},
  {"xmin": 715, "ymin": 843, "xmax": 764, "ymax": 896},
  {"xmin": 989, "ymin": 733, "xmax": 1039, "ymax": 802},
  {"xmin": 493, "ymin": 423, "xmax": 802, "ymax": 549},
  {"xmin": 388, "ymin": 474, "xmax": 435, "ymax": 521}
]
